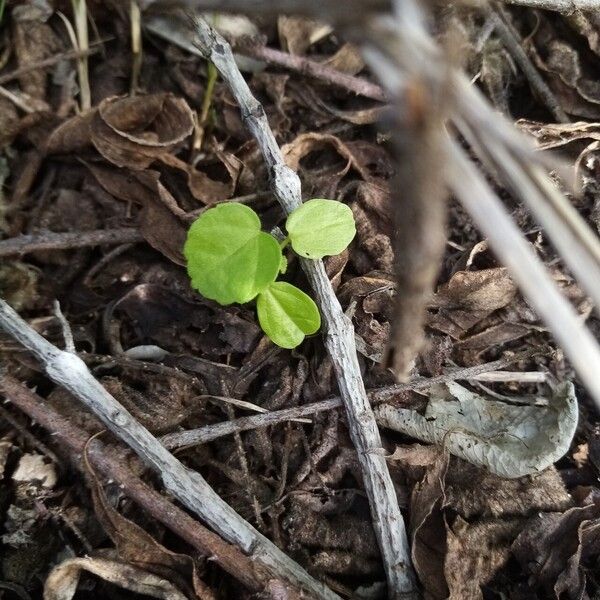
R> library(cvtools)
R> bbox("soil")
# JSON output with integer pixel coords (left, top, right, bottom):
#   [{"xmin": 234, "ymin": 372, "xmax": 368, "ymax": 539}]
[{"xmin": 0, "ymin": 3, "xmax": 599, "ymax": 600}]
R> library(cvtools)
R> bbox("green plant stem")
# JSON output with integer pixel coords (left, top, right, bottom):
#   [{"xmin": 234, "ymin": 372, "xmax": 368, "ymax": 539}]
[
  {"xmin": 279, "ymin": 236, "xmax": 290, "ymax": 250},
  {"xmin": 71, "ymin": 0, "xmax": 91, "ymax": 111}
]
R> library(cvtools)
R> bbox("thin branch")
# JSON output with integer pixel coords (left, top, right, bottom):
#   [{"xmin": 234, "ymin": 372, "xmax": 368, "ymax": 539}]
[
  {"xmin": 161, "ymin": 398, "xmax": 341, "ymax": 449},
  {"xmin": 144, "ymin": 14, "xmax": 388, "ymax": 102},
  {"xmin": 0, "ymin": 299, "xmax": 339, "ymax": 600},
  {"xmin": 0, "ymin": 229, "xmax": 143, "ymax": 258},
  {"xmin": 139, "ymin": 0, "xmax": 389, "ymax": 18},
  {"xmin": 489, "ymin": 5, "xmax": 569, "ymax": 123},
  {"xmin": 189, "ymin": 16, "xmax": 417, "ymax": 599},
  {"xmin": 370, "ymin": 350, "xmax": 538, "ymax": 403},
  {"xmin": 0, "ymin": 374, "xmax": 278, "ymax": 597},
  {"xmin": 235, "ymin": 41, "xmax": 388, "ymax": 102},
  {"xmin": 161, "ymin": 350, "xmax": 537, "ymax": 449}
]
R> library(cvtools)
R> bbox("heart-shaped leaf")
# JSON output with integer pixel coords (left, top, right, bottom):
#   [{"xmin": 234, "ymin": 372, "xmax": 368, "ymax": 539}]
[
  {"xmin": 286, "ymin": 199, "xmax": 356, "ymax": 259},
  {"xmin": 184, "ymin": 203, "xmax": 282, "ymax": 305},
  {"xmin": 257, "ymin": 281, "xmax": 321, "ymax": 348}
]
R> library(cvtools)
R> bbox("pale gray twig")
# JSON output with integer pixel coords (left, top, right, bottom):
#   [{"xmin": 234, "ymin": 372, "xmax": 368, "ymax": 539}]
[
  {"xmin": 163, "ymin": 351, "xmax": 535, "ymax": 447},
  {"xmin": 0, "ymin": 298, "xmax": 339, "ymax": 600},
  {"xmin": 189, "ymin": 15, "xmax": 417, "ymax": 599}
]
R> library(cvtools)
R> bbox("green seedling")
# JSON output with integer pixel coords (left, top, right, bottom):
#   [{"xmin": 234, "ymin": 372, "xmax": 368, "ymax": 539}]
[{"xmin": 184, "ymin": 199, "xmax": 355, "ymax": 348}]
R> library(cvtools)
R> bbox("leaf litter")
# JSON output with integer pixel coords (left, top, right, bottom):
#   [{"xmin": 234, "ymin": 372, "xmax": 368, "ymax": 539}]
[{"xmin": 0, "ymin": 3, "xmax": 599, "ymax": 600}]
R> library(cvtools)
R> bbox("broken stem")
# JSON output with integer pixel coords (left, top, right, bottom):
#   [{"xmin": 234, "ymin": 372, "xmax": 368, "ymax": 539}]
[{"xmin": 130, "ymin": 0, "xmax": 143, "ymax": 95}]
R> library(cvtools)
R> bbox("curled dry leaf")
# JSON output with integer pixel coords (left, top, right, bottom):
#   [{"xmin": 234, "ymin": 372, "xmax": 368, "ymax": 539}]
[
  {"xmin": 86, "ymin": 163, "xmax": 187, "ymax": 264},
  {"xmin": 283, "ymin": 132, "xmax": 372, "ymax": 180},
  {"xmin": 44, "ymin": 557, "xmax": 189, "ymax": 600},
  {"xmin": 376, "ymin": 381, "xmax": 578, "ymax": 478},
  {"xmin": 46, "ymin": 94, "xmax": 194, "ymax": 169},
  {"xmin": 277, "ymin": 16, "xmax": 332, "ymax": 55},
  {"xmin": 161, "ymin": 151, "xmax": 242, "ymax": 205},
  {"xmin": 91, "ymin": 94, "xmax": 195, "ymax": 169}
]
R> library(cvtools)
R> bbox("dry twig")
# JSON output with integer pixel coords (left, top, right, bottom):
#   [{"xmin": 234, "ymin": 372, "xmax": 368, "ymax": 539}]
[
  {"xmin": 488, "ymin": 5, "xmax": 569, "ymax": 123},
  {"xmin": 161, "ymin": 350, "xmax": 538, "ymax": 449},
  {"xmin": 0, "ymin": 228, "xmax": 144, "ymax": 258},
  {"xmin": 360, "ymin": 0, "xmax": 600, "ymax": 410},
  {"xmin": 189, "ymin": 16, "xmax": 417, "ymax": 598}
]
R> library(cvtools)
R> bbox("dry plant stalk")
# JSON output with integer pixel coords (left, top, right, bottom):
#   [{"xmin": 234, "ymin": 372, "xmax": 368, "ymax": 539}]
[
  {"xmin": 71, "ymin": 0, "xmax": 91, "ymax": 110},
  {"xmin": 130, "ymin": 0, "xmax": 143, "ymax": 94},
  {"xmin": 188, "ymin": 15, "xmax": 418, "ymax": 599},
  {"xmin": 360, "ymin": 0, "xmax": 600, "ymax": 408}
]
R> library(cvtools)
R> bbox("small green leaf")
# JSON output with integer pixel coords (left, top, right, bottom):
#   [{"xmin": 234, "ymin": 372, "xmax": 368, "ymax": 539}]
[
  {"xmin": 286, "ymin": 199, "xmax": 356, "ymax": 259},
  {"xmin": 257, "ymin": 281, "xmax": 321, "ymax": 349},
  {"xmin": 184, "ymin": 203, "xmax": 282, "ymax": 305}
]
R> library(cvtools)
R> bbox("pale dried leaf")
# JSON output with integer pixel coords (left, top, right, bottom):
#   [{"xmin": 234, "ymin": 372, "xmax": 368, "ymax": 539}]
[
  {"xmin": 44, "ymin": 557, "xmax": 188, "ymax": 600},
  {"xmin": 375, "ymin": 382, "xmax": 578, "ymax": 478}
]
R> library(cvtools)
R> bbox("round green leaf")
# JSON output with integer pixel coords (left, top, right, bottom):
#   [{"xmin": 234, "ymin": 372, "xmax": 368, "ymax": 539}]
[
  {"xmin": 257, "ymin": 281, "xmax": 321, "ymax": 349},
  {"xmin": 184, "ymin": 203, "xmax": 282, "ymax": 305},
  {"xmin": 286, "ymin": 199, "xmax": 356, "ymax": 259}
]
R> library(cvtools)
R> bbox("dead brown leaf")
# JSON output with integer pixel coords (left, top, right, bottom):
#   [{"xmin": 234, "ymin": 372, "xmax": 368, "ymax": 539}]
[
  {"xmin": 46, "ymin": 94, "xmax": 194, "ymax": 169},
  {"xmin": 321, "ymin": 43, "xmax": 364, "ymax": 75},
  {"xmin": 91, "ymin": 94, "xmax": 194, "ymax": 169},
  {"xmin": 277, "ymin": 16, "xmax": 331, "ymax": 55},
  {"xmin": 86, "ymin": 163, "xmax": 187, "ymax": 264},
  {"xmin": 428, "ymin": 268, "xmax": 517, "ymax": 339},
  {"xmin": 512, "ymin": 500, "xmax": 600, "ymax": 599},
  {"xmin": 393, "ymin": 445, "xmax": 574, "ymax": 599},
  {"xmin": 161, "ymin": 151, "xmax": 242, "ymax": 205},
  {"xmin": 445, "ymin": 517, "xmax": 522, "ymax": 600},
  {"xmin": 85, "ymin": 457, "xmax": 215, "ymax": 600}
]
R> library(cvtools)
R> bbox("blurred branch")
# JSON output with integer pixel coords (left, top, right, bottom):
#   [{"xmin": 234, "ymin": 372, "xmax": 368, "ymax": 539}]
[{"xmin": 501, "ymin": 0, "xmax": 600, "ymax": 13}]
